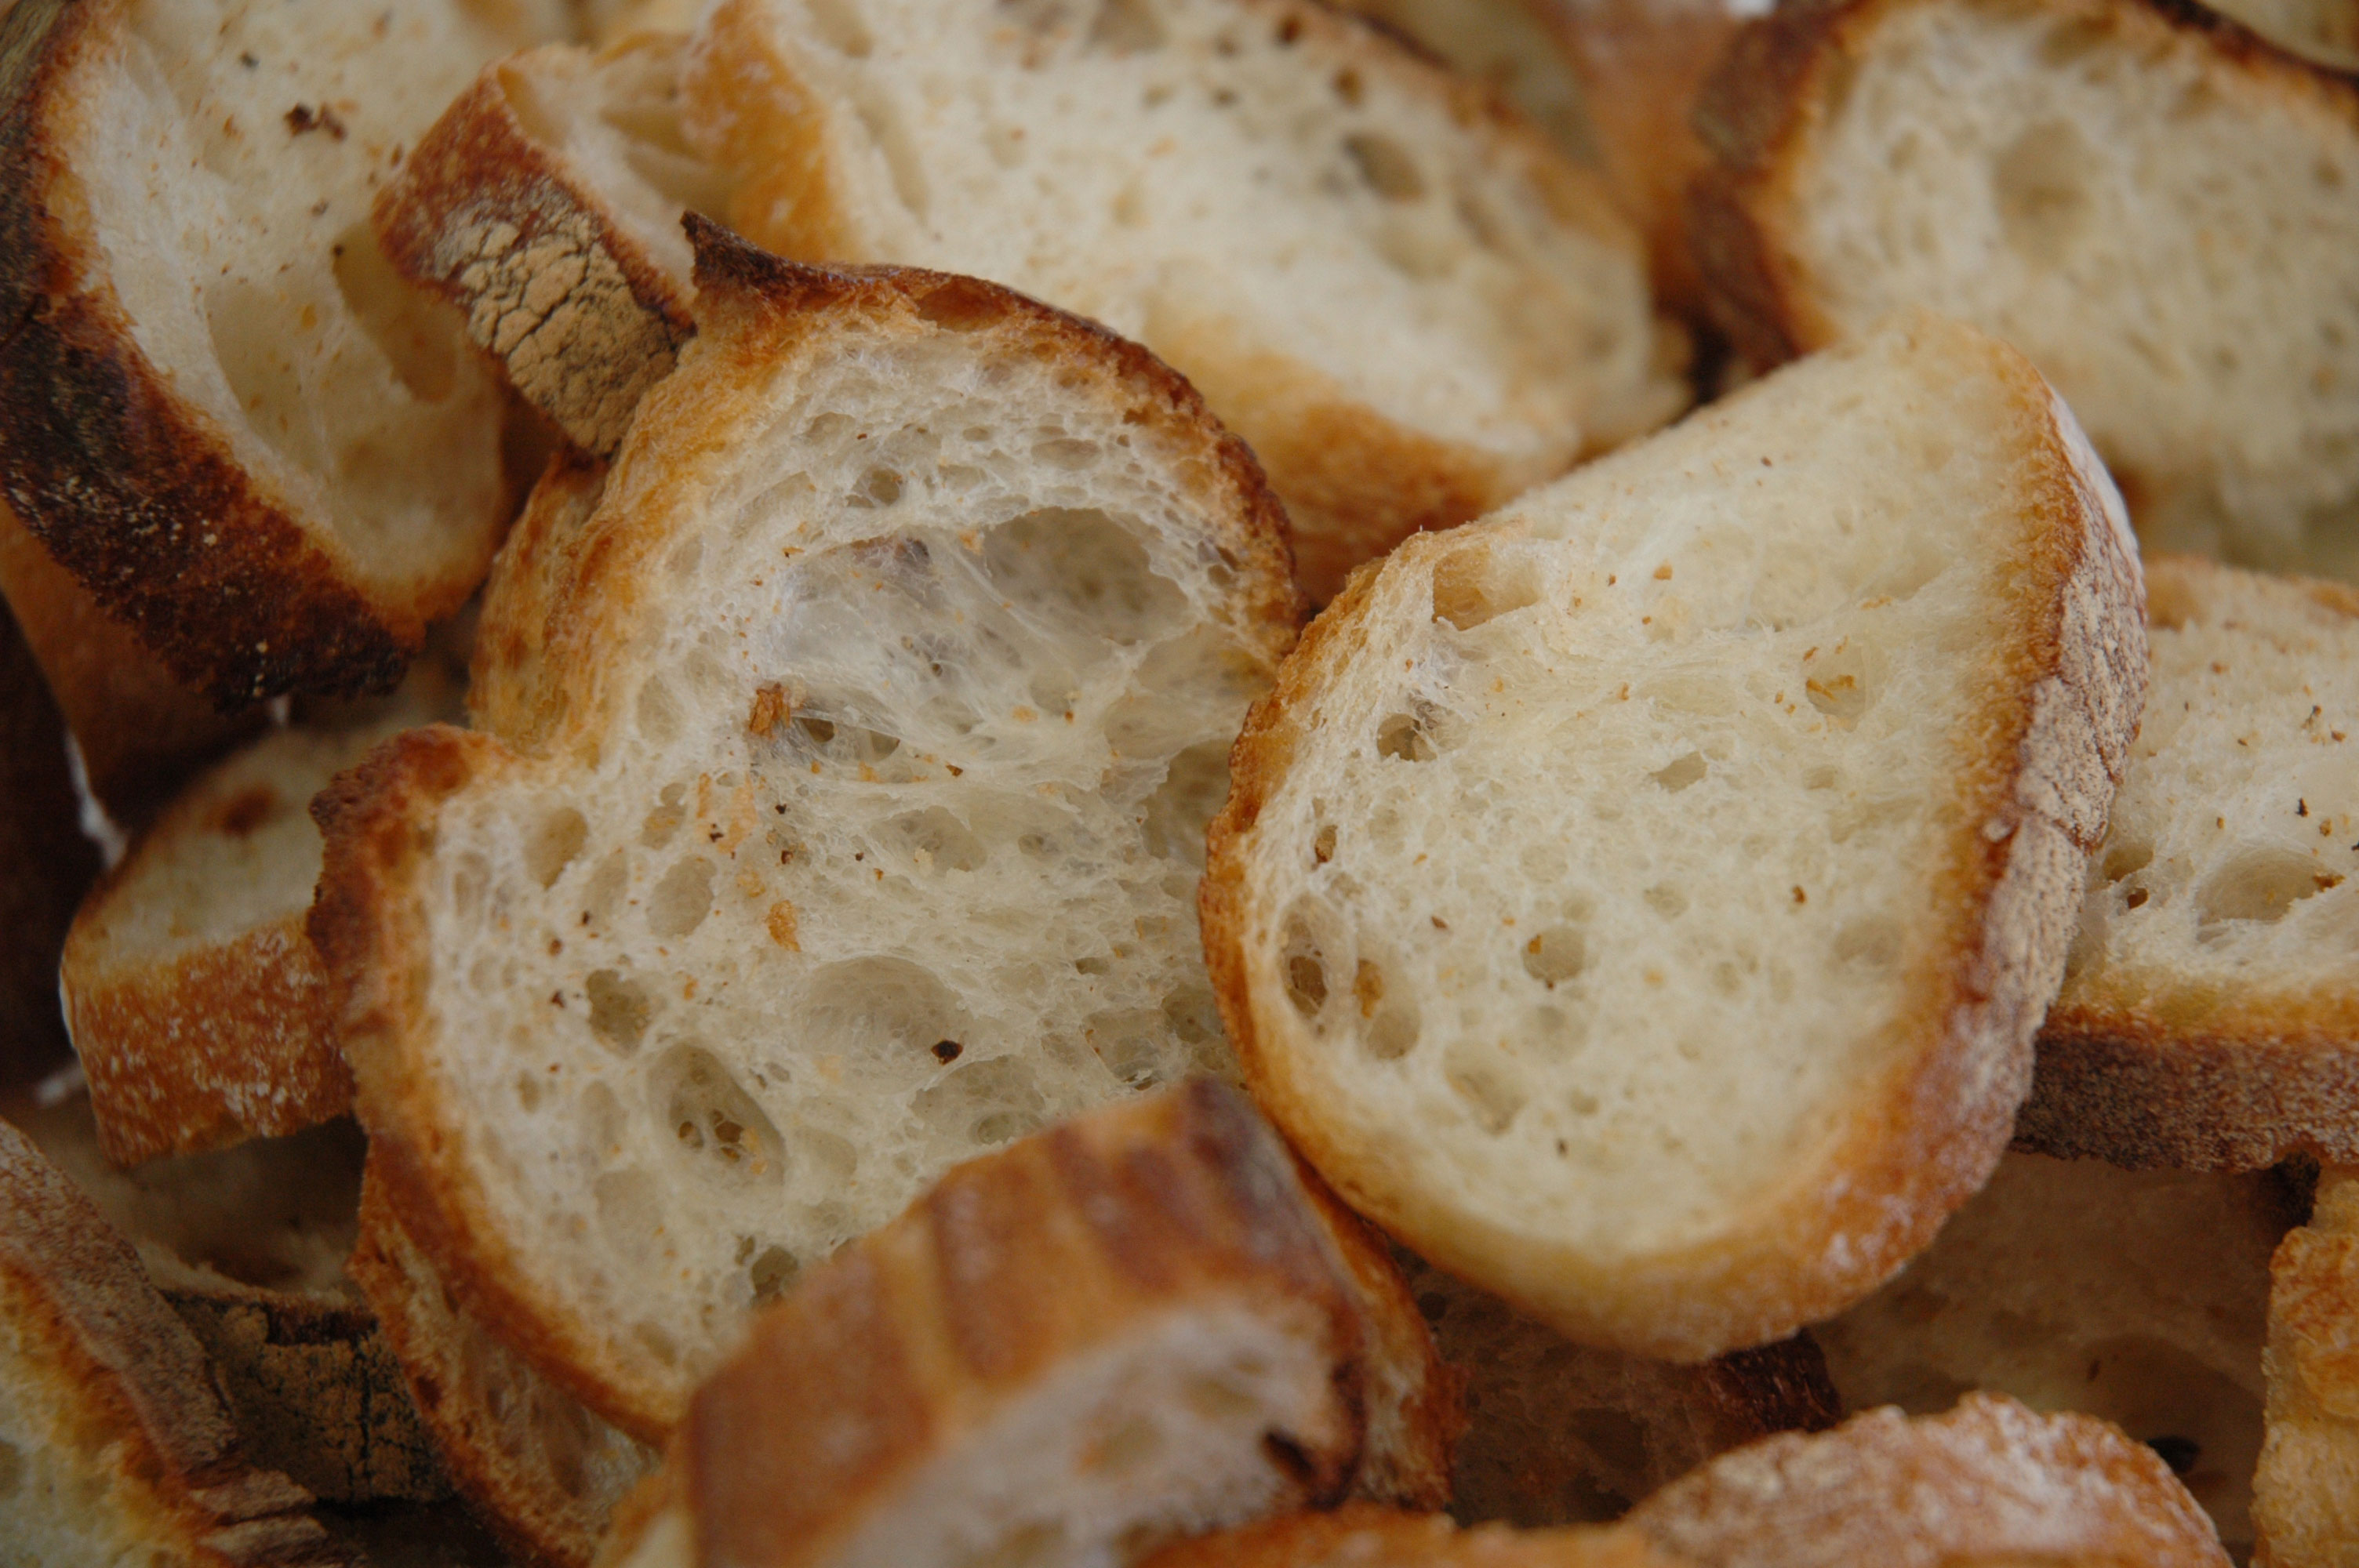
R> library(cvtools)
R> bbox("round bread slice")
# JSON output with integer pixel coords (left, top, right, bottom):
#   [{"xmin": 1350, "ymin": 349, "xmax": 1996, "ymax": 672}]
[
  {"xmin": 311, "ymin": 221, "xmax": 1303, "ymax": 1439},
  {"xmin": 1202, "ymin": 312, "xmax": 2146, "ymax": 1361}
]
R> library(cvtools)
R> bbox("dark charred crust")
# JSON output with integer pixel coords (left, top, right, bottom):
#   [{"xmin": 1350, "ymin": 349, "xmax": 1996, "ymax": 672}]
[{"xmin": 1714, "ymin": 1331, "xmax": 1845, "ymax": 1434}]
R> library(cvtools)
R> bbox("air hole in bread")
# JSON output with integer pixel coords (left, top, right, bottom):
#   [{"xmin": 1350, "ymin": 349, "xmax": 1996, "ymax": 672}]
[
  {"xmin": 209, "ymin": 276, "xmax": 312, "ymax": 461},
  {"xmin": 2100, "ymin": 837, "xmax": 2154, "ymax": 882},
  {"xmin": 586, "ymin": 970, "xmax": 656, "ymax": 1054},
  {"xmin": 1643, "ymin": 883, "xmax": 1688, "ymax": 918},
  {"xmin": 1344, "ymin": 132, "xmax": 1424, "ymax": 201},
  {"xmin": 1089, "ymin": 1007, "xmax": 1173, "ymax": 1086},
  {"xmin": 891, "ymin": 807, "xmax": 987, "ymax": 871},
  {"xmin": 584, "ymin": 850, "xmax": 631, "ymax": 929},
  {"xmin": 649, "ymin": 858, "xmax": 716, "ymax": 938},
  {"xmin": 914, "ymin": 1054, "xmax": 1049, "ymax": 1145},
  {"xmin": 2195, "ymin": 848, "xmax": 2334, "ymax": 931},
  {"xmin": 1648, "ymin": 752, "xmax": 1707, "ymax": 792},
  {"xmin": 638, "ymin": 677, "xmax": 685, "ymax": 745},
  {"xmin": 803, "ymin": 957, "xmax": 972, "ymax": 1069},
  {"xmin": 1521, "ymin": 925, "xmax": 1587, "ymax": 987},
  {"xmin": 1280, "ymin": 911, "xmax": 1331, "ymax": 1018},
  {"xmin": 1090, "ymin": 0, "xmax": 1165, "ymax": 51},
  {"xmin": 853, "ymin": 467, "xmax": 903, "ymax": 507},
  {"xmin": 644, "ymin": 782, "xmax": 689, "ymax": 848},
  {"xmin": 330, "ymin": 221, "xmax": 463, "ymax": 405},
  {"xmin": 660, "ymin": 1045, "xmax": 787, "ymax": 1182},
  {"xmin": 1363, "ymin": 993, "xmax": 1421, "ymax": 1061},
  {"xmin": 526, "ymin": 806, "xmax": 589, "ymax": 888},
  {"xmin": 1311, "ymin": 822, "xmax": 1337, "ymax": 865},
  {"xmin": 1143, "ymin": 741, "xmax": 1232, "ymax": 867},
  {"xmin": 1802, "ymin": 644, "xmax": 1871, "ymax": 725},
  {"xmin": 1376, "ymin": 711, "xmax": 1437, "ymax": 762},
  {"xmin": 1994, "ymin": 122, "xmax": 2094, "ymax": 265},
  {"xmin": 1445, "ymin": 1044, "xmax": 1526, "ymax": 1134},
  {"xmin": 1431, "ymin": 545, "xmax": 1541, "ymax": 631},
  {"xmin": 849, "ymin": 82, "xmax": 930, "ymax": 220},
  {"xmin": 981, "ymin": 509, "xmax": 1185, "ymax": 645}
]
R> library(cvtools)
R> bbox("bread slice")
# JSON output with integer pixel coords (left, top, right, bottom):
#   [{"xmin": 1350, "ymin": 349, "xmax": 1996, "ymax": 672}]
[
  {"xmin": 2208, "ymin": 0, "xmax": 2359, "ymax": 66},
  {"xmin": 1201, "ymin": 312, "xmax": 2146, "ymax": 1361},
  {"xmin": 0, "ymin": 1111, "xmax": 351, "ymax": 1565},
  {"xmin": 1328, "ymin": 0, "xmax": 1601, "ymax": 164},
  {"xmin": 1625, "ymin": 1392, "xmax": 2230, "ymax": 1567},
  {"xmin": 2017, "ymin": 557, "xmax": 2359, "ymax": 1171},
  {"xmin": 62, "ymin": 674, "xmax": 462, "ymax": 1165},
  {"xmin": 0, "ymin": 0, "xmax": 574, "ymax": 703},
  {"xmin": 1690, "ymin": 0, "xmax": 2359, "ymax": 583},
  {"xmin": 0, "ymin": 585, "xmax": 98, "ymax": 1083},
  {"xmin": 1140, "ymin": 1504, "xmax": 1681, "ymax": 1568},
  {"xmin": 680, "ymin": 0, "xmax": 1685, "ymax": 601},
  {"xmin": 599, "ymin": 1082, "xmax": 1376, "ymax": 1568},
  {"xmin": 1407, "ymin": 1254, "xmax": 1839, "ymax": 1525},
  {"xmin": 1814, "ymin": 1152, "xmax": 2300, "ymax": 1559},
  {"xmin": 351, "ymin": 1163, "xmax": 660, "ymax": 1568},
  {"xmin": 6, "ymin": 1087, "xmax": 451, "ymax": 1505},
  {"xmin": 2253, "ymin": 1165, "xmax": 2359, "ymax": 1567},
  {"xmin": 311, "ymin": 224, "xmax": 1305, "ymax": 1438}
]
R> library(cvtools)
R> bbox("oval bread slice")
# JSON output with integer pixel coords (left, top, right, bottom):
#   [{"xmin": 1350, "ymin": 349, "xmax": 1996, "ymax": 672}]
[
  {"xmin": 1202, "ymin": 312, "xmax": 2146, "ymax": 1360},
  {"xmin": 312, "ymin": 222, "xmax": 1303, "ymax": 1439}
]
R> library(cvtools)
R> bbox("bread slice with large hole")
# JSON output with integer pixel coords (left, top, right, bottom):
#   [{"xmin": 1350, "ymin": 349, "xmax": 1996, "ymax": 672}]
[
  {"xmin": 0, "ymin": 1111, "xmax": 352, "ymax": 1566},
  {"xmin": 598, "ymin": 1081, "xmax": 1381, "ymax": 1568},
  {"xmin": 2018, "ymin": 556, "xmax": 2359, "ymax": 1171},
  {"xmin": 1690, "ymin": 0, "xmax": 2359, "ymax": 583},
  {"xmin": 1814, "ymin": 1152, "xmax": 2301, "ymax": 1559},
  {"xmin": 1203, "ymin": 312, "xmax": 2146, "ymax": 1362},
  {"xmin": 0, "ymin": 0, "xmax": 574, "ymax": 704},
  {"xmin": 311, "ymin": 223, "xmax": 1306, "ymax": 1439},
  {"xmin": 2253, "ymin": 1165, "xmax": 2359, "ymax": 1567},
  {"xmin": 1623, "ymin": 1392, "xmax": 2231, "ymax": 1567}
]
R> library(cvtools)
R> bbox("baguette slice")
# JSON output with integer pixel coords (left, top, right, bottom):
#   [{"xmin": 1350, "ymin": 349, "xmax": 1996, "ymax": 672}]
[
  {"xmin": 600, "ymin": 1082, "xmax": 1372, "ymax": 1568},
  {"xmin": 0, "ymin": 586, "xmax": 97, "ymax": 1083},
  {"xmin": 313, "ymin": 224, "xmax": 1305, "ymax": 1438},
  {"xmin": 0, "ymin": 0, "xmax": 567, "ymax": 703},
  {"xmin": 1142, "ymin": 1504, "xmax": 1683, "ymax": 1568},
  {"xmin": 2253, "ymin": 1166, "xmax": 2359, "ymax": 1567},
  {"xmin": 0, "ymin": 1112, "xmax": 351, "ymax": 1565},
  {"xmin": 1408, "ymin": 1256, "xmax": 1839, "ymax": 1525},
  {"xmin": 2019, "ymin": 557, "xmax": 2359, "ymax": 1171},
  {"xmin": 1690, "ymin": 0, "xmax": 2359, "ymax": 583},
  {"xmin": 1625, "ymin": 1393, "xmax": 2230, "ymax": 1568},
  {"xmin": 1203, "ymin": 312, "xmax": 2146, "ymax": 1360},
  {"xmin": 62, "ymin": 667, "xmax": 463, "ymax": 1165},
  {"xmin": 681, "ymin": 0, "xmax": 1685, "ymax": 602},
  {"xmin": 351, "ymin": 1163, "xmax": 660, "ymax": 1568},
  {"xmin": 1815, "ymin": 1152, "xmax": 2299, "ymax": 1559}
]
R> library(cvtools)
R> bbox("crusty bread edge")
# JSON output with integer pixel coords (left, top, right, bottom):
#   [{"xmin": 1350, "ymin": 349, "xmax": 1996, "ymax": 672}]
[{"xmin": 1202, "ymin": 318, "xmax": 2146, "ymax": 1359}]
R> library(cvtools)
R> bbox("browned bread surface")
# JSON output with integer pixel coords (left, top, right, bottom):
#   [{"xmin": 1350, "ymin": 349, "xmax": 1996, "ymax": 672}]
[
  {"xmin": 1625, "ymin": 1393, "xmax": 2231, "ymax": 1568},
  {"xmin": 1140, "ymin": 1503, "xmax": 1688, "ymax": 1567},
  {"xmin": 2253, "ymin": 1166, "xmax": 2359, "ymax": 1566},
  {"xmin": 0, "ymin": 1111, "xmax": 350, "ymax": 1564}
]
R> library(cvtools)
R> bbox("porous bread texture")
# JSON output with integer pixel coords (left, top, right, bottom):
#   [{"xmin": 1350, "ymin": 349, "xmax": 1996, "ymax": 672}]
[
  {"xmin": 2208, "ymin": 0, "xmax": 2359, "ymax": 67},
  {"xmin": 64, "ymin": 704, "xmax": 447, "ymax": 1164},
  {"xmin": 1692, "ymin": 0, "xmax": 2359, "ymax": 583},
  {"xmin": 1139, "ymin": 1503, "xmax": 1684, "ymax": 1568},
  {"xmin": 376, "ymin": 34, "xmax": 734, "ymax": 459},
  {"xmin": 1328, "ymin": 0, "xmax": 1601, "ymax": 162},
  {"xmin": 1626, "ymin": 1393, "xmax": 2230, "ymax": 1567},
  {"xmin": 2254, "ymin": 1166, "xmax": 2359, "ymax": 1568},
  {"xmin": 0, "ymin": 0, "xmax": 569, "ymax": 703},
  {"xmin": 603, "ymin": 1083, "xmax": 1369, "ymax": 1568},
  {"xmin": 314, "ymin": 230, "xmax": 1303, "ymax": 1438},
  {"xmin": 0, "ymin": 1113, "xmax": 350, "ymax": 1566},
  {"xmin": 1814, "ymin": 1152, "xmax": 2298, "ymax": 1558},
  {"xmin": 1203, "ymin": 312, "xmax": 2146, "ymax": 1361},
  {"xmin": 685, "ymin": 0, "xmax": 1684, "ymax": 601},
  {"xmin": 351, "ymin": 1167, "xmax": 658, "ymax": 1568},
  {"xmin": 1405, "ymin": 1254, "xmax": 1838, "ymax": 1526},
  {"xmin": 2021, "ymin": 557, "xmax": 2359, "ymax": 1170}
]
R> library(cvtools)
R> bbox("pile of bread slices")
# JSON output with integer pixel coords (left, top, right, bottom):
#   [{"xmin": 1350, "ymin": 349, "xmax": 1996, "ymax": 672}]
[{"xmin": 0, "ymin": 0, "xmax": 2355, "ymax": 1563}]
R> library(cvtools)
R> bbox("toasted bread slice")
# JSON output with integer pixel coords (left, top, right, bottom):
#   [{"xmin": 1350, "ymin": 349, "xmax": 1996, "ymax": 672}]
[
  {"xmin": 312, "ymin": 226, "xmax": 1303, "ymax": 1437},
  {"xmin": 352, "ymin": 1164, "xmax": 659, "ymax": 1568},
  {"xmin": 7, "ymin": 1088, "xmax": 451, "ymax": 1505},
  {"xmin": 1142, "ymin": 1504, "xmax": 1681, "ymax": 1568},
  {"xmin": 1691, "ymin": 0, "xmax": 2359, "ymax": 583},
  {"xmin": 1627, "ymin": 1393, "xmax": 2230, "ymax": 1567},
  {"xmin": 1815, "ymin": 1152, "xmax": 2299, "ymax": 1558},
  {"xmin": 678, "ymin": 0, "xmax": 1684, "ymax": 601},
  {"xmin": 376, "ymin": 35, "xmax": 729, "ymax": 460},
  {"xmin": 63, "ymin": 670, "xmax": 463, "ymax": 1165},
  {"xmin": 2209, "ymin": 0, "xmax": 2359, "ymax": 65},
  {"xmin": 2254, "ymin": 1166, "xmax": 2359, "ymax": 1566},
  {"xmin": 1408, "ymin": 1255, "xmax": 1838, "ymax": 1525},
  {"xmin": 600, "ymin": 1083, "xmax": 1373, "ymax": 1568},
  {"xmin": 1202, "ymin": 313, "xmax": 2145, "ymax": 1360},
  {"xmin": 2018, "ymin": 557, "xmax": 2359, "ymax": 1171},
  {"xmin": 0, "ymin": 1112, "xmax": 351, "ymax": 1565},
  {"xmin": 0, "ymin": 586, "xmax": 98, "ymax": 1083},
  {"xmin": 0, "ymin": 0, "xmax": 572, "ymax": 703}
]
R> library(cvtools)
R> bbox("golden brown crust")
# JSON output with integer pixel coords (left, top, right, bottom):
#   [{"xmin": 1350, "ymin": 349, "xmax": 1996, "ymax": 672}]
[
  {"xmin": 1688, "ymin": 0, "xmax": 2359, "ymax": 375},
  {"xmin": 1626, "ymin": 1393, "xmax": 2231, "ymax": 1568},
  {"xmin": 0, "ymin": 0, "xmax": 465, "ymax": 704},
  {"xmin": 373, "ymin": 46, "xmax": 698, "ymax": 460},
  {"xmin": 0, "ymin": 584, "xmax": 96, "ymax": 1084},
  {"xmin": 0, "ymin": 1114, "xmax": 350, "ymax": 1566},
  {"xmin": 349, "ymin": 1164, "xmax": 656, "ymax": 1568},
  {"xmin": 676, "ymin": 1081, "xmax": 1364, "ymax": 1568},
  {"xmin": 2253, "ymin": 1167, "xmax": 2359, "ymax": 1566},
  {"xmin": 1203, "ymin": 320, "xmax": 2146, "ymax": 1360},
  {"xmin": 1140, "ymin": 1504, "xmax": 1688, "ymax": 1567}
]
